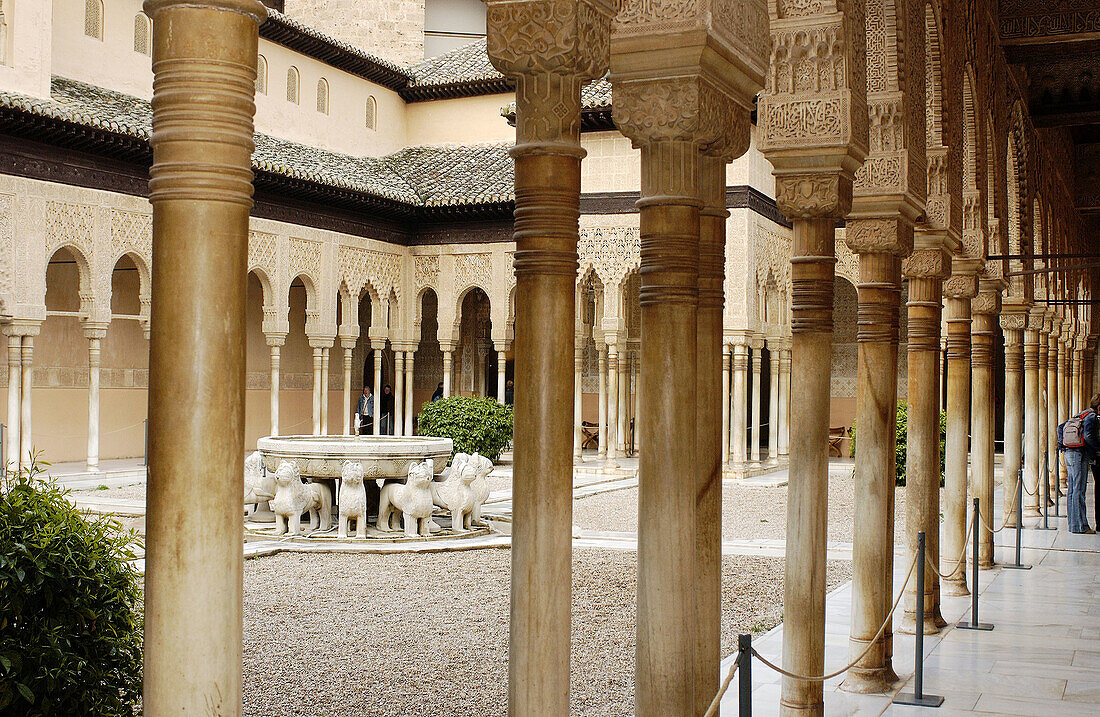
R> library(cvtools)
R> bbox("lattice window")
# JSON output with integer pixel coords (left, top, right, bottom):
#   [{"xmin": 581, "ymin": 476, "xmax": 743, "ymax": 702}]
[
  {"xmin": 133, "ymin": 13, "xmax": 151, "ymax": 55},
  {"xmin": 256, "ymin": 54, "xmax": 268, "ymax": 95},
  {"xmin": 85, "ymin": 0, "xmax": 104, "ymax": 40},
  {"xmin": 286, "ymin": 66, "xmax": 299, "ymax": 104},
  {"xmin": 365, "ymin": 95, "xmax": 377, "ymax": 130},
  {"xmin": 316, "ymin": 78, "xmax": 329, "ymax": 114}
]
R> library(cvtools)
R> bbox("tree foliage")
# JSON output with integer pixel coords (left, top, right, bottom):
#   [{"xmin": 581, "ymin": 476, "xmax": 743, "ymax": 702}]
[
  {"xmin": 850, "ymin": 402, "xmax": 947, "ymax": 485},
  {"xmin": 417, "ymin": 396, "xmax": 514, "ymax": 462},
  {"xmin": 0, "ymin": 458, "xmax": 143, "ymax": 716}
]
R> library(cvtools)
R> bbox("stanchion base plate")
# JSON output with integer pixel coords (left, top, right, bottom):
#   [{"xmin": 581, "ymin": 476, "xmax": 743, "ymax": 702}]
[
  {"xmin": 893, "ymin": 692, "xmax": 944, "ymax": 708},
  {"xmin": 956, "ymin": 622, "xmax": 994, "ymax": 631},
  {"xmin": 1031, "ymin": 525, "xmax": 1058, "ymax": 531},
  {"xmin": 1002, "ymin": 564, "xmax": 1032, "ymax": 570}
]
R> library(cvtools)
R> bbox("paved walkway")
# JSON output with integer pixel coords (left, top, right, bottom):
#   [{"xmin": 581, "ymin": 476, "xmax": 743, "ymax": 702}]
[{"xmin": 718, "ymin": 478, "xmax": 1100, "ymax": 716}]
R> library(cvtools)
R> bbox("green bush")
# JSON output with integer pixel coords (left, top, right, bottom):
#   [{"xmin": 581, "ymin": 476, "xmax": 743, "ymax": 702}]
[
  {"xmin": 417, "ymin": 396, "xmax": 514, "ymax": 462},
  {"xmin": 850, "ymin": 402, "xmax": 947, "ymax": 485},
  {"xmin": 0, "ymin": 458, "xmax": 143, "ymax": 716}
]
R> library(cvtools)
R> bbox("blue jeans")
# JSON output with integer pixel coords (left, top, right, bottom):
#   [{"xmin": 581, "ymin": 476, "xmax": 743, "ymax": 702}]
[{"xmin": 1065, "ymin": 449, "xmax": 1092, "ymax": 533}]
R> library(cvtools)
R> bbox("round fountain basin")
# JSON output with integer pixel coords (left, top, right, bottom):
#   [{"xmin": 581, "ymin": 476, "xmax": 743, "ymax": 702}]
[{"xmin": 257, "ymin": 435, "xmax": 453, "ymax": 481}]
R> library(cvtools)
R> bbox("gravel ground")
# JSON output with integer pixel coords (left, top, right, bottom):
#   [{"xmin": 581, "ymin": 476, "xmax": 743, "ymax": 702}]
[
  {"xmin": 572, "ymin": 471, "xmax": 908, "ymax": 544},
  {"xmin": 71, "ymin": 483, "xmax": 148, "ymax": 501},
  {"xmin": 242, "ymin": 548, "xmax": 850, "ymax": 717}
]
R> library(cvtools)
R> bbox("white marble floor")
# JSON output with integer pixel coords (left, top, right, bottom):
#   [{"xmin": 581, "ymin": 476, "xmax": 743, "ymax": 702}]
[{"xmin": 719, "ymin": 479, "xmax": 1100, "ymax": 716}]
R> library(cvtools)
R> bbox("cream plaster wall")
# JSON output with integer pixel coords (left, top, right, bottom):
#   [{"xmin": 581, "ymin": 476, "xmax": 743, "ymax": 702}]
[
  {"xmin": 404, "ymin": 93, "xmax": 514, "ymax": 146},
  {"xmin": 581, "ymin": 132, "xmax": 641, "ymax": 194},
  {"xmin": 52, "ymin": 0, "xmax": 153, "ymax": 100},
  {"xmin": 725, "ymin": 126, "xmax": 777, "ymax": 199},
  {"xmin": 284, "ymin": 0, "xmax": 424, "ymax": 67},
  {"xmin": 0, "ymin": 0, "xmax": 52, "ymax": 98}
]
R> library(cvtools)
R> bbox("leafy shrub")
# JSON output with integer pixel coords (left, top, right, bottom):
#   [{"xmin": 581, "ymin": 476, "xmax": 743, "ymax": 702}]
[
  {"xmin": 417, "ymin": 396, "xmax": 514, "ymax": 461},
  {"xmin": 0, "ymin": 458, "xmax": 143, "ymax": 716},
  {"xmin": 850, "ymin": 402, "xmax": 947, "ymax": 485}
]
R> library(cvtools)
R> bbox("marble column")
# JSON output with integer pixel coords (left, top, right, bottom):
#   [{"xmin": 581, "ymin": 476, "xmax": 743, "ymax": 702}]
[
  {"xmin": 320, "ymin": 346, "xmax": 330, "ymax": 435},
  {"xmin": 19, "ymin": 336, "xmax": 33, "ymax": 465},
  {"xmin": 496, "ymin": 343, "xmax": 508, "ymax": 406},
  {"xmin": 730, "ymin": 341, "xmax": 748, "ymax": 468},
  {"xmin": 617, "ymin": 348, "xmax": 629, "ymax": 455},
  {"xmin": 842, "ymin": 225, "xmax": 907, "ymax": 693},
  {"xmin": 607, "ymin": 342, "xmax": 619, "ymax": 461},
  {"xmin": 372, "ymin": 344, "xmax": 383, "ymax": 435},
  {"xmin": 597, "ymin": 343, "xmax": 608, "ymax": 459},
  {"xmin": 972, "ymin": 289, "xmax": 1000, "ymax": 568},
  {"xmin": 767, "ymin": 341, "xmax": 780, "ymax": 465},
  {"xmin": 85, "ymin": 324, "xmax": 108, "ymax": 471},
  {"xmin": 485, "ymin": 3, "xmax": 610, "ymax": 710},
  {"xmin": 394, "ymin": 351, "xmax": 405, "ymax": 437},
  {"xmin": 265, "ymin": 332, "xmax": 284, "ymax": 437},
  {"xmin": 1038, "ymin": 317, "xmax": 1050, "ymax": 506},
  {"xmin": 750, "ymin": 341, "xmax": 763, "ymax": 464},
  {"xmin": 1047, "ymin": 326, "xmax": 1060, "ymax": 499},
  {"xmin": 341, "ymin": 340, "xmax": 354, "ymax": 435},
  {"xmin": 903, "ymin": 250, "xmax": 949, "ymax": 632},
  {"xmin": 1000, "ymin": 311, "xmax": 1026, "ymax": 530},
  {"xmin": 721, "ymin": 344, "xmax": 731, "ymax": 467},
  {"xmin": 574, "ymin": 344, "xmax": 584, "ymax": 459},
  {"xmin": 1023, "ymin": 311, "xmax": 1042, "ymax": 518},
  {"xmin": 310, "ymin": 347, "xmax": 322, "ymax": 435},
  {"xmin": 141, "ymin": 1, "xmax": 265, "ymax": 710},
  {"xmin": 4, "ymin": 332, "xmax": 19, "ymax": 471},
  {"xmin": 1057, "ymin": 334, "xmax": 1070, "ymax": 491},
  {"xmin": 943, "ymin": 283, "xmax": 975, "ymax": 595},
  {"xmin": 779, "ymin": 343, "xmax": 791, "ymax": 461},
  {"xmin": 1073, "ymin": 345, "xmax": 1084, "ymax": 411},
  {"xmin": 442, "ymin": 346, "xmax": 453, "ymax": 398},
  {"xmin": 404, "ymin": 351, "xmax": 415, "ymax": 435}
]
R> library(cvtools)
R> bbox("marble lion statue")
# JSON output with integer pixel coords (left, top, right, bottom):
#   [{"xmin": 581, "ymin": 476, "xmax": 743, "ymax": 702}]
[
  {"xmin": 271, "ymin": 460, "xmax": 332, "ymax": 536},
  {"xmin": 243, "ymin": 451, "xmax": 275, "ymax": 517},
  {"xmin": 377, "ymin": 459, "xmax": 435, "ymax": 537},
  {"xmin": 465, "ymin": 452, "xmax": 494, "ymax": 527},
  {"xmin": 338, "ymin": 460, "xmax": 367, "ymax": 539},
  {"xmin": 430, "ymin": 454, "xmax": 478, "ymax": 532}
]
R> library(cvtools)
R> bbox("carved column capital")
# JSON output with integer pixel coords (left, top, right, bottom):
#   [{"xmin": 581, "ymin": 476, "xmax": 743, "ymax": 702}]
[
  {"xmin": 845, "ymin": 217, "xmax": 914, "ymax": 257},
  {"xmin": 971, "ymin": 289, "xmax": 1001, "ymax": 317},
  {"xmin": 82, "ymin": 321, "xmax": 109, "ymax": 341},
  {"xmin": 943, "ymin": 273, "xmax": 978, "ymax": 300},
  {"xmin": 263, "ymin": 331, "xmax": 286, "ymax": 348},
  {"xmin": 902, "ymin": 247, "xmax": 950, "ymax": 281},
  {"xmin": 999, "ymin": 312, "xmax": 1027, "ymax": 332}
]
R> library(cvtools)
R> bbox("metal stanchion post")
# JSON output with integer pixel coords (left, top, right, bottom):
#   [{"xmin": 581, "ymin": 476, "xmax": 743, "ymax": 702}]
[
  {"xmin": 957, "ymin": 498, "xmax": 994, "ymax": 630},
  {"xmin": 738, "ymin": 633, "xmax": 751, "ymax": 716},
  {"xmin": 893, "ymin": 531, "xmax": 944, "ymax": 707},
  {"xmin": 1035, "ymin": 452, "xmax": 1056, "ymax": 530},
  {"xmin": 1003, "ymin": 466, "xmax": 1031, "ymax": 570}
]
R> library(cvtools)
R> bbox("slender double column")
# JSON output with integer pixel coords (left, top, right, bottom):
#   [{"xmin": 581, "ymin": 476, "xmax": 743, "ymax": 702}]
[
  {"xmin": 597, "ymin": 343, "xmax": 608, "ymax": 458},
  {"xmin": 4, "ymin": 332, "xmax": 19, "ymax": 471},
  {"xmin": 730, "ymin": 340, "xmax": 748, "ymax": 468},
  {"xmin": 606, "ymin": 340, "xmax": 619, "ymax": 461},
  {"xmin": 404, "ymin": 351, "xmax": 415, "ymax": 435},
  {"xmin": 1023, "ymin": 311, "xmax": 1043, "ymax": 517},
  {"xmin": 141, "ymin": 1, "xmax": 266, "ymax": 712},
  {"xmin": 441, "ymin": 344, "xmax": 453, "ymax": 397},
  {"xmin": 767, "ymin": 340, "xmax": 781, "ymax": 465},
  {"xmin": 574, "ymin": 344, "xmax": 584, "ymax": 459},
  {"xmin": 842, "ymin": 224, "xmax": 907, "ymax": 693},
  {"xmin": 84, "ymin": 323, "xmax": 108, "ymax": 471},
  {"xmin": 779, "ymin": 343, "xmax": 792, "ymax": 461},
  {"xmin": 19, "ymin": 336, "xmax": 33, "ymax": 465},
  {"xmin": 972, "ymin": 288, "xmax": 1001, "ymax": 568},
  {"xmin": 394, "ymin": 350, "xmax": 405, "ymax": 436},
  {"xmin": 1000, "ymin": 311, "xmax": 1026, "ymax": 529},
  {"xmin": 371, "ymin": 342, "xmax": 383, "ymax": 435},
  {"xmin": 310, "ymin": 346, "xmax": 322, "ymax": 435},
  {"xmin": 319, "ymin": 346, "xmax": 330, "ymax": 434},
  {"xmin": 721, "ymin": 345, "xmax": 731, "ymax": 467},
  {"xmin": 341, "ymin": 339, "xmax": 354, "ymax": 435},
  {"xmin": 495, "ymin": 343, "xmax": 507, "ymax": 406},
  {"xmin": 943, "ymin": 278, "xmax": 977, "ymax": 595},
  {"xmin": 904, "ymin": 250, "xmax": 949, "ymax": 631},
  {"xmin": 265, "ymin": 332, "xmax": 285, "ymax": 436},
  {"xmin": 750, "ymin": 340, "xmax": 763, "ymax": 464}
]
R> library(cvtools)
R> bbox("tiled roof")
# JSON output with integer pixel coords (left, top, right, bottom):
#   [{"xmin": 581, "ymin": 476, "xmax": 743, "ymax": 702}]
[
  {"xmin": 0, "ymin": 77, "xmax": 513, "ymax": 208},
  {"xmin": 406, "ymin": 39, "xmax": 500, "ymax": 89}
]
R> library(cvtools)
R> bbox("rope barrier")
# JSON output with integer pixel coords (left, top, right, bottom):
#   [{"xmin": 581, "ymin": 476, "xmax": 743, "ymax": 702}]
[
  {"xmin": 925, "ymin": 509, "xmax": 975, "ymax": 581},
  {"xmin": 747, "ymin": 547, "xmax": 919, "ymax": 683},
  {"xmin": 32, "ymin": 418, "xmax": 147, "ymax": 440},
  {"xmin": 702, "ymin": 651, "xmax": 741, "ymax": 717}
]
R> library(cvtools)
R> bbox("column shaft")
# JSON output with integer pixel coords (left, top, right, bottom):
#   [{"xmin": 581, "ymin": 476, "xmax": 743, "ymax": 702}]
[
  {"xmin": 780, "ymin": 218, "xmax": 834, "ymax": 715},
  {"xmin": 972, "ymin": 307, "xmax": 996, "ymax": 568},
  {"xmin": 721, "ymin": 346, "xmax": 731, "ymax": 466},
  {"xmin": 843, "ymin": 249, "xmax": 902, "ymax": 692},
  {"xmin": 768, "ymin": 348, "xmax": 780, "ymax": 464},
  {"xmin": 1023, "ymin": 324, "xmax": 1041, "ymax": 517},
  {"xmin": 311, "ymin": 347, "xmax": 322, "ymax": 435},
  {"xmin": 497, "ymin": 347, "xmax": 507, "ymax": 406},
  {"xmin": 607, "ymin": 345, "xmax": 619, "ymax": 460},
  {"xmin": 372, "ymin": 349, "xmax": 382, "ymax": 435},
  {"xmin": 598, "ymin": 348, "xmax": 608, "ymax": 458},
  {"xmin": 1047, "ymin": 332, "xmax": 1060, "ymax": 498},
  {"xmin": 779, "ymin": 347, "xmax": 791, "ymax": 461},
  {"xmin": 5, "ymin": 334, "xmax": 19, "ymax": 471},
  {"xmin": 635, "ymin": 139, "xmax": 699, "ymax": 715},
  {"xmin": 404, "ymin": 353, "xmax": 415, "ymax": 435},
  {"xmin": 905, "ymin": 274, "xmax": 945, "ymax": 631},
  {"xmin": 943, "ymin": 296, "xmax": 972, "ymax": 595},
  {"xmin": 750, "ymin": 348, "xmax": 762, "ymax": 463},
  {"xmin": 574, "ymin": 347, "xmax": 583, "ymax": 458},
  {"xmin": 1001, "ymin": 321, "xmax": 1023, "ymax": 528},
  {"xmin": 320, "ymin": 347, "xmax": 329, "ymax": 435},
  {"xmin": 731, "ymin": 344, "xmax": 747, "ymax": 467},
  {"xmin": 142, "ymin": 1, "xmax": 264, "ymax": 711},
  {"xmin": 87, "ymin": 335, "xmax": 102, "ymax": 470},
  {"xmin": 342, "ymin": 346, "xmax": 352, "ymax": 435},
  {"xmin": 394, "ymin": 351, "xmax": 405, "ymax": 437},
  {"xmin": 442, "ymin": 349, "xmax": 453, "ymax": 397},
  {"xmin": 1038, "ymin": 330, "xmax": 1049, "ymax": 506},
  {"xmin": 19, "ymin": 337, "xmax": 32, "ymax": 465},
  {"xmin": 269, "ymin": 345, "xmax": 280, "ymax": 436}
]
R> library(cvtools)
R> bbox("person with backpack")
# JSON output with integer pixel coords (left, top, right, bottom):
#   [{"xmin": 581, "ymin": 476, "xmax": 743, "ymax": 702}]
[{"xmin": 1058, "ymin": 394, "xmax": 1100, "ymax": 534}]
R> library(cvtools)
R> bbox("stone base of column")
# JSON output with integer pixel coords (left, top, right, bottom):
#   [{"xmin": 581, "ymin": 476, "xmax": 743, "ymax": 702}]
[{"xmin": 841, "ymin": 662, "xmax": 898, "ymax": 695}]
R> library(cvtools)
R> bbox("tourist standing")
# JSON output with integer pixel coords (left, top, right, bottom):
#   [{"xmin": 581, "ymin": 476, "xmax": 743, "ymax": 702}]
[
  {"xmin": 381, "ymin": 384, "xmax": 395, "ymax": 434},
  {"xmin": 357, "ymin": 386, "xmax": 373, "ymax": 435},
  {"xmin": 1059, "ymin": 395, "xmax": 1099, "ymax": 534},
  {"xmin": 504, "ymin": 379, "xmax": 514, "ymax": 406},
  {"xmin": 431, "ymin": 382, "xmax": 444, "ymax": 402}
]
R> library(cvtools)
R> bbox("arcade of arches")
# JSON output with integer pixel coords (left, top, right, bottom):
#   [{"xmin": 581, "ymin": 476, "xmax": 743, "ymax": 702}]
[{"xmin": 4, "ymin": 0, "xmax": 1100, "ymax": 715}]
